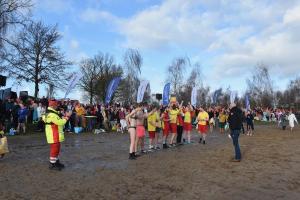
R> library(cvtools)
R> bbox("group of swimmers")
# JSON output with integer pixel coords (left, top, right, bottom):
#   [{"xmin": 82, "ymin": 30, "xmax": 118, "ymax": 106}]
[{"xmin": 125, "ymin": 102, "xmax": 211, "ymax": 160}]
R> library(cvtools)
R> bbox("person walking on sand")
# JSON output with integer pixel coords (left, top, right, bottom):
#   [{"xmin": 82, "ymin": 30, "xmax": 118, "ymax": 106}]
[
  {"xmin": 135, "ymin": 104, "xmax": 148, "ymax": 154},
  {"xmin": 126, "ymin": 107, "xmax": 138, "ymax": 160},
  {"xmin": 288, "ymin": 110, "xmax": 298, "ymax": 132},
  {"xmin": 168, "ymin": 102, "xmax": 182, "ymax": 146},
  {"xmin": 147, "ymin": 106, "xmax": 158, "ymax": 151},
  {"xmin": 183, "ymin": 104, "xmax": 193, "ymax": 144},
  {"xmin": 161, "ymin": 107, "xmax": 170, "ymax": 149},
  {"xmin": 17, "ymin": 103, "xmax": 28, "ymax": 134},
  {"xmin": 43, "ymin": 100, "xmax": 71, "ymax": 171},
  {"xmin": 176, "ymin": 108, "xmax": 184, "ymax": 145},
  {"xmin": 246, "ymin": 110, "xmax": 254, "ymax": 136},
  {"xmin": 119, "ymin": 107, "xmax": 127, "ymax": 133},
  {"xmin": 155, "ymin": 108, "xmax": 162, "ymax": 150},
  {"xmin": 208, "ymin": 108, "xmax": 215, "ymax": 133},
  {"xmin": 197, "ymin": 107, "xmax": 209, "ymax": 144},
  {"xmin": 280, "ymin": 111, "xmax": 288, "ymax": 130},
  {"xmin": 218, "ymin": 108, "xmax": 227, "ymax": 134},
  {"xmin": 228, "ymin": 103, "xmax": 243, "ymax": 162}
]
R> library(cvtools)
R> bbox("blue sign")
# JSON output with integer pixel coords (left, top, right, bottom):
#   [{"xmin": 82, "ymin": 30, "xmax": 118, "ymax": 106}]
[
  {"xmin": 105, "ymin": 77, "xmax": 121, "ymax": 104},
  {"xmin": 163, "ymin": 83, "xmax": 171, "ymax": 106}
]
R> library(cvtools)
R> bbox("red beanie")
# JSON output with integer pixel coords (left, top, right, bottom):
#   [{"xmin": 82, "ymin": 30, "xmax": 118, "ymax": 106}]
[{"xmin": 48, "ymin": 99, "xmax": 58, "ymax": 107}]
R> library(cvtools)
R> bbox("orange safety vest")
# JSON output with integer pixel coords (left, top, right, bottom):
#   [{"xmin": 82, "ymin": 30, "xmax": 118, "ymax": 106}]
[{"xmin": 42, "ymin": 107, "xmax": 67, "ymax": 144}]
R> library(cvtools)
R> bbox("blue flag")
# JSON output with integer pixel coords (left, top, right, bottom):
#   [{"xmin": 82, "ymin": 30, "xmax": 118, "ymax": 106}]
[
  {"xmin": 105, "ymin": 77, "xmax": 121, "ymax": 104},
  {"xmin": 163, "ymin": 83, "xmax": 171, "ymax": 106}
]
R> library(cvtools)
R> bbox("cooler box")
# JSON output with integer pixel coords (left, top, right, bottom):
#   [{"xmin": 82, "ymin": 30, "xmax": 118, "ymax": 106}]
[{"xmin": 74, "ymin": 127, "xmax": 83, "ymax": 134}]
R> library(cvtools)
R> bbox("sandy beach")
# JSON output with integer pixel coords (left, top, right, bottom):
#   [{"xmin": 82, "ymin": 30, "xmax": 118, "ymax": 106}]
[{"xmin": 1, "ymin": 124, "xmax": 300, "ymax": 200}]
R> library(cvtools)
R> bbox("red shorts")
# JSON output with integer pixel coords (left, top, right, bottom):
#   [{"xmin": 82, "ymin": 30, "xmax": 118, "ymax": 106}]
[
  {"xmin": 163, "ymin": 124, "xmax": 170, "ymax": 136},
  {"xmin": 198, "ymin": 125, "xmax": 207, "ymax": 134},
  {"xmin": 184, "ymin": 123, "xmax": 192, "ymax": 131},
  {"xmin": 170, "ymin": 123, "xmax": 177, "ymax": 134},
  {"xmin": 136, "ymin": 125, "xmax": 145, "ymax": 138},
  {"xmin": 148, "ymin": 131, "xmax": 156, "ymax": 139}
]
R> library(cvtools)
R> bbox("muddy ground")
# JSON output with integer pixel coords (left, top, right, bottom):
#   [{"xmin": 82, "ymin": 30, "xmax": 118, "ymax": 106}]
[{"xmin": 0, "ymin": 124, "xmax": 300, "ymax": 200}]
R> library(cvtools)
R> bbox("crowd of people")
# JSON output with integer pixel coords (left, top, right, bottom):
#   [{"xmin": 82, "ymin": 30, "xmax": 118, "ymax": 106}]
[
  {"xmin": 0, "ymin": 96, "xmax": 299, "ymax": 169},
  {"xmin": 123, "ymin": 101, "xmax": 257, "ymax": 162},
  {"xmin": 0, "ymin": 97, "xmax": 298, "ymax": 136}
]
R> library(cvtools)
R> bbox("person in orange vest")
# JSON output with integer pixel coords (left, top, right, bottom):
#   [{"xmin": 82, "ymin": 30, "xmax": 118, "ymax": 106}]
[{"xmin": 43, "ymin": 100, "xmax": 71, "ymax": 171}]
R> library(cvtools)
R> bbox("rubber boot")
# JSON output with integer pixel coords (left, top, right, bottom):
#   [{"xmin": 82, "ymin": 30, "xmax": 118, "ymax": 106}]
[
  {"xmin": 49, "ymin": 162, "xmax": 62, "ymax": 171},
  {"xmin": 129, "ymin": 153, "xmax": 136, "ymax": 160}
]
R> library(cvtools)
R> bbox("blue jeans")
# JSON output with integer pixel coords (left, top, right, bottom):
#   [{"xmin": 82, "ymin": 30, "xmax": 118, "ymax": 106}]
[{"xmin": 230, "ymin": 130, "xmax": 241, "ymax": 160}]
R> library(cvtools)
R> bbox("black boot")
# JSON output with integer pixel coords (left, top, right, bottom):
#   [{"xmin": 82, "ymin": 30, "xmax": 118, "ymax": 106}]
[
  {"xmin": 49, "ymin": 162, "xmax": 62, "ymax": 171},
  {"xmin": 129, "ymin": 153, "xmax": 136, "ymax": 160},
  {"xmin": 199, "ymin": 138, "xmax": 202, "ymax": 143},
  {"xmin": 133, "ymin": 152, "xmax": 140, "ymax": 158},
  {"xmin": 56, "ymin": 160, "xmax": 65, "ymax": 168}
]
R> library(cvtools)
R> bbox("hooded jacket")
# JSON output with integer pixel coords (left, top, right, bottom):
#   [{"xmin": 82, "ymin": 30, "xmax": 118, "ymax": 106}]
[
  {"xmin": 228, "ymin": 106, "xmax": 243, "ymax": 130},
  {"xmin": 42, "ymin": 107, "xmax": 67, "ymax": 144}
]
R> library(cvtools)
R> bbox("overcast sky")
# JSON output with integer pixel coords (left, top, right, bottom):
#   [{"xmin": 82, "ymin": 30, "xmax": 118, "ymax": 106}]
[{"xmin": 6, "ymin": 0, "xmax": 300, "ymax": 100}]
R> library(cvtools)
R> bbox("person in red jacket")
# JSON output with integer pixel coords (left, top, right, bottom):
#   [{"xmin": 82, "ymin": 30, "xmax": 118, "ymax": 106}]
[
  {"xmin": 176, "ymin": 108, "xmax": 184, "ymax": 144},
  {"xmin": 161, "ymin": 107, "xmax": 170, "ymax": 149}
]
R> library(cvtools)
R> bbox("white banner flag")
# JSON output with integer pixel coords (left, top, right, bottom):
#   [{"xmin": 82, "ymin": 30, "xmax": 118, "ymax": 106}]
[
  {"xmin": 137, "ymin": 80, "xmax": 149, "ymax": 103},
  {"xmin": 64, "ymin": 72, "xmax": 83, "ymax": 98},
  {"xmin": 191, "ymin": 87, "xmax": 197, "ymax": 106}
]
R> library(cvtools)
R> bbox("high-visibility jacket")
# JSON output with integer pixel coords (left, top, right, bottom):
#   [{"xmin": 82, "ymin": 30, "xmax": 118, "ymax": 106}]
[{"xmin": 42, "ymin": 107, "xmax": 67, "ymax": 144}]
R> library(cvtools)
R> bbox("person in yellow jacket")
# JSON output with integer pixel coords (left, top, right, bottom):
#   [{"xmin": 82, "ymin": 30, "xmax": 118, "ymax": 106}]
[
  {"xmin": 147, "ymin": 106, "xmax": 158, "ymax": 151},
  {"xmin": 43, "ymin": 100, "xmax": 71, "ymax": 171},
  {"xmin": 218, "ymin": 109, "xmax": 227, "ymax": 134},
  {"xmin": 168, "ymin": 101, "xmax": 183, "ymax": 146},
  {"xmin": 197, "ymin": 107, "xmax": 209, "ymax": 144}
]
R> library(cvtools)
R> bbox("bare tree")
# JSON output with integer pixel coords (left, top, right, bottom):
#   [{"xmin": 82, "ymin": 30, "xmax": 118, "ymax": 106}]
[
  {"xmin": 95, "ymin": 55, "xmax": 123, "ymax": 103},
  {"xmin": 276, "ymin": 77, "xmax": 300, "ymax": 109},
  {"xmin": 246, "ymin": 64, "xmax": 274, "ymax": 108},
  {"xmin": 79, "ymin": 52, "xmax": 123, "ymax": 104},
  {"xmin": 0, "ymin": 21, "xmax": 71, "ymax": 98},
  {"xmin": 167, "ymin": 57, "xmax": 189, "ymax": 98},
  {"xmin": 143, "ymin": 84, "xmax": 151, "ymax": 104},
  {"xmin": 0, "ymin": 0, "xmax": 32, "ymax": 47},
  {"xmin": 115, "ymin": 48, "xmax": 142, "ymax": 104},
  {"xmin": 124, "ymin": 48, "xmax": 142, "ymax": 75},
  {"xmin": 179, "ymin": 62, "xmax": 203, "ymax": 104},
  {"xmin": 79, "ymin": 58, "xmax": 100, "ymax": 104},
  {"xmin": 197, "ymin": 86, "xmax": 210, "ymax": 108},
  {"xmin": 46, "ymin": 83, "xmax": 55, "ymax": 99}
]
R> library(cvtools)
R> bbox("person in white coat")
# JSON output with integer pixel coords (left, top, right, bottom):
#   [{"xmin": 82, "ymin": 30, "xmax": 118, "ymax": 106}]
[{"xmin": 288, "ymin": 110, "xmax": 298, "ymax": 132}]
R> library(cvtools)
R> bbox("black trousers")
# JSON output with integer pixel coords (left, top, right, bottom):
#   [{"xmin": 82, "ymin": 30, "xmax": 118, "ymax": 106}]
[
  {"xmin": 176, "ymin": 126, "xmax": 183, "ymax": 144},
  {"xmin": 247, "ymin": 123, "xmax": 254, "ymax": 131},
  {"xmin": 241, "ymin": 123, "xmax": 245, "ymax": 133}
]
